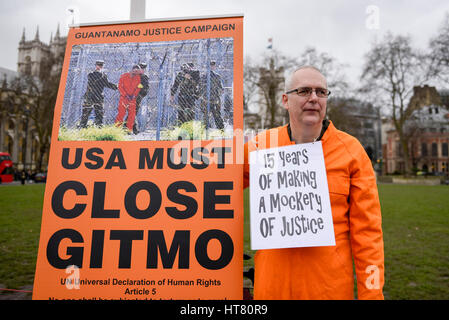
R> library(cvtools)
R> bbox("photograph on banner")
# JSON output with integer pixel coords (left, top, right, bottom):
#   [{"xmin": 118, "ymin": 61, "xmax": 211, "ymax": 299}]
[
  {"xmin": 58, "ymin": 38, "xmax": 234, "ymax": 141},
  {"xmin": 249, "ymin": 141, "xmax": 336, "ymax": 250}
]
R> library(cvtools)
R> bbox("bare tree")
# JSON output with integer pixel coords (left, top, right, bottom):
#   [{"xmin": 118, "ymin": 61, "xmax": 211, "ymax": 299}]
[
  {"xmin": 21, "ymin": 50, "xmax": 64, "ymax": 171},
  {"xmin": 245, "ymin": 47, "xmax": 352, "ymax": 130},
  {"xmin": 297, "ymin": 47, "xmax": 350, "ymax": 97},
  {"xmin": 360, "ymin": 33, "xmax": 432, "ymax": 175},
  {"xmin": 255, "ymin": 50, "xmax": 296, "ymax": 128},
  {"xmin": 428, "ymin": 12, "xmax": 449, "ymax": 86},
  {"xmin": 325, "ymin": 97, "xmax": 363, "ymax": 137},
  {"xmin": 243, "ymin": 56, "xmax": 259, "ymax": 112},
  {"xmin": 297, "ymin": 47, "xmax": 366, "ymax": 135}
]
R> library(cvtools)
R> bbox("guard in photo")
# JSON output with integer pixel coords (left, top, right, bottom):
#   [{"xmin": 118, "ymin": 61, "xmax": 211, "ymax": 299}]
[
  {"xmin": 170, "ymin": 63, "xmax": 200, "ymax": 125},
  {"xmin": 79, "ymin": 60, "xmax": 117, "ymax": 128}
]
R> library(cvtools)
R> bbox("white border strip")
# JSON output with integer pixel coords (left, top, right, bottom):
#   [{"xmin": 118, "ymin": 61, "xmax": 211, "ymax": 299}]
[{"xmin": 70, "ymin": 13, "xmax": 244, "ymax": 28}]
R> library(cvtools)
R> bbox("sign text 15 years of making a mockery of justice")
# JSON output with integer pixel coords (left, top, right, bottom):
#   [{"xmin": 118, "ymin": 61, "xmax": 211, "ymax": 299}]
[{"xmin": 249, "ymin": 142, "xmax": 336, "ymax": 250}]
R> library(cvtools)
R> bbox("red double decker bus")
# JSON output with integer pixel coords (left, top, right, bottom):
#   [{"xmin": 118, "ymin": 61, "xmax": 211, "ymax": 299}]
[{"xmin": 0, "ymin": 152, "xmax": 14, "ymax": 183}]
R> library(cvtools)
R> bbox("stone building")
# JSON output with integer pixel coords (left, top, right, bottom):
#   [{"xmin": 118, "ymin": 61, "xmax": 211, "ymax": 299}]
[
  {"xmin": 17, "ymin": 25, "xmax": 66, "ymax": 77},
  {"xmin": 254, "ymin": 57, "xmax": 288, "ymax": 130},
  {"xmin": 329, "ymin": 98, "xmax": 382, "ymax": 162},
  {"xmin": 384, "ymin": 86, "xmax": 449, "ymax": 175},
  {"xmin": 0, "ymin": 84, "xmax": 36, "ymax": 169},
  {"xmin": 0, "ymin": 25, "xmax": 66, "ymax": 171}
]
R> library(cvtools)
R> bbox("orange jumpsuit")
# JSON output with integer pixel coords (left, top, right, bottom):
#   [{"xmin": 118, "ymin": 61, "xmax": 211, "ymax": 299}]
[
  {"xmin": 115, "ymin": 72, "xmax": 141, "ymax": 131},
  {"xmin": 244, "ymin": 121, "xmax": 384, "ymax": 300}
]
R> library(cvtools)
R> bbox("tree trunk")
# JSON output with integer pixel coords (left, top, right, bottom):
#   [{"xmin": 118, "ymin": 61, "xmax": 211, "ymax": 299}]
[
  {"xmin": 37, "ymin": 143, "xmax": 48, "ymax": 172},
  {"xmin": 399, "ymin": 134, "xmax": 410, "ymax": 177}
]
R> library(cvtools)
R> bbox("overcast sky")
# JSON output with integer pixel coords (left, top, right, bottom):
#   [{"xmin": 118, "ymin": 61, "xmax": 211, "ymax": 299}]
[{"xmin": 1, "ymin": 0, "xmax": 448, "ymax": 87}]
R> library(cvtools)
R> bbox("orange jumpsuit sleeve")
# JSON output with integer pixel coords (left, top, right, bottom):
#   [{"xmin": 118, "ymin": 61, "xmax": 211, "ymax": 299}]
[{"xmin": 348, "ymin": 145, "xmax": 385, "ymax": 300}]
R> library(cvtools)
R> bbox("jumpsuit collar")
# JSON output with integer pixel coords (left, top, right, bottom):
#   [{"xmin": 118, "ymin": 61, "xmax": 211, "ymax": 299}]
[{"xmin": 286, "ymin": 119, "xmax": 331, "ymax": 144}]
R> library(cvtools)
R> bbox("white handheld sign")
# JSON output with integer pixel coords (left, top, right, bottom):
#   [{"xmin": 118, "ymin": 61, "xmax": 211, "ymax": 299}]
[{"xmin": 249, "ymin": 142, "xmax": 335, "ymax": 250}]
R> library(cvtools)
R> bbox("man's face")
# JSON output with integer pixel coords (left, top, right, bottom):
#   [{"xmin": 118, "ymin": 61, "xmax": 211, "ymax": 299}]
[
  {"xmin": 282, "ymin": 68, "xmax": 327, "ymax": 127},
  {"xmin": 95, "ymin": 64, "xmax": 103, "ymax": 71}
]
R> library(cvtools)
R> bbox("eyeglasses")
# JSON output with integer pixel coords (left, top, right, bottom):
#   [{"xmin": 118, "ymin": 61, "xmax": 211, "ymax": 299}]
[{"xmin": 285, "ymin": 87, "xmax": 331, "ymax": 98}]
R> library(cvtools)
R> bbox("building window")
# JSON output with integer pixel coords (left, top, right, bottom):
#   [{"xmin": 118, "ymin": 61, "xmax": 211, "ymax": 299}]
[
  {"xmin": 396, "ymin": 142, "xmax": 402, "ymax": 157},
  {"xmin": 399, "ymin": 162, "xmax": 405, "ymax": 173},
  {"xmin": 364, "ymin": 121, "xmax": 374, "ymax": 129},
  {"xmin": 443, "ymin": 143, "xmax": 448, "ymax": 157},
  {"xmin": 422, "ymin": 143, "xmax": 428, "ymax": 156},
  {"xmin": 432, "ymin": 143, "xmax": 438, "ymax": 157},
  {"xmin": 24, "ymin": 56, "xmax": 32, "ymax": 76}
]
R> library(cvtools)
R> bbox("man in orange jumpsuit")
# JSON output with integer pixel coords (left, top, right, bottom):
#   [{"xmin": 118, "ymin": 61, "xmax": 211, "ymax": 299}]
[
  {"xmin": 115, "ymin": 65, "xmax": 142, "ymax": 132},
  {"xmin": 244, "ymin": 66, "xmax": 384, "ymax": 300}
]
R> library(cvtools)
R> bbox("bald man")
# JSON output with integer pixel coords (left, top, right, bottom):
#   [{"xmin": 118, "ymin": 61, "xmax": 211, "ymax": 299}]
[{"xmin": 244, "ymin": 66, "xmax": 384, "ymax": 300}]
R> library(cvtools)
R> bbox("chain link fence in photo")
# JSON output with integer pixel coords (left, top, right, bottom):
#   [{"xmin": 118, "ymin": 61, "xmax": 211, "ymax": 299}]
[{"xmin": 59, "ymin": 37, "xmax": 234, "ymax": 141}]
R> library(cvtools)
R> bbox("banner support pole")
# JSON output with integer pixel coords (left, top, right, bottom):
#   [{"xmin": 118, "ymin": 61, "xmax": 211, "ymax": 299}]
[{"xmin": 130, "ymin": 0, "xmax": 146, "ymax": 20}]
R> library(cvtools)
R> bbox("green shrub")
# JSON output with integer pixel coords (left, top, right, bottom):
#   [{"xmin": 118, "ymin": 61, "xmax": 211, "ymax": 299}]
[
  {"xmin": 58, "ymin": 125, "xmax": 131, "ymax": 141},
  {"xmin": 161, "ymin": 120, "xmax": 229, "ymax": 140}
]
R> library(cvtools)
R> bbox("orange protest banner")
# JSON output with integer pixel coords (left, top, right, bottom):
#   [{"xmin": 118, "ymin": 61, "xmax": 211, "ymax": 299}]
[{"xmin": 32, "ymin": 14, "xmax": 244, "ymax": 300}]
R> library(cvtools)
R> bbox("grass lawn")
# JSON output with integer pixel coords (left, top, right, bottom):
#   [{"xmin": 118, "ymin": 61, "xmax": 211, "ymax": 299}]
[
  {"xmin": 378, "ymin": 184, "xmax": 449, "ymax": 299},
  {"xmin": 0, "ymin": 184, "xmax": 45, "ymax": 294},
  {"xmin": 0, "ymin": 183, "xmax": 448, "ymax": 299}
]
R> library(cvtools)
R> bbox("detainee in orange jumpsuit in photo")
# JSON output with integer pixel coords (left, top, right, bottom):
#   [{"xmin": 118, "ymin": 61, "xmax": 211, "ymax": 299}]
[
  {"xmin": 244, "ymin": 66, "xmax": 385, "ymax": 300},
  {"xmin": 115, "ymin": 65, "xmax": 142, "ymax": 132}
]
